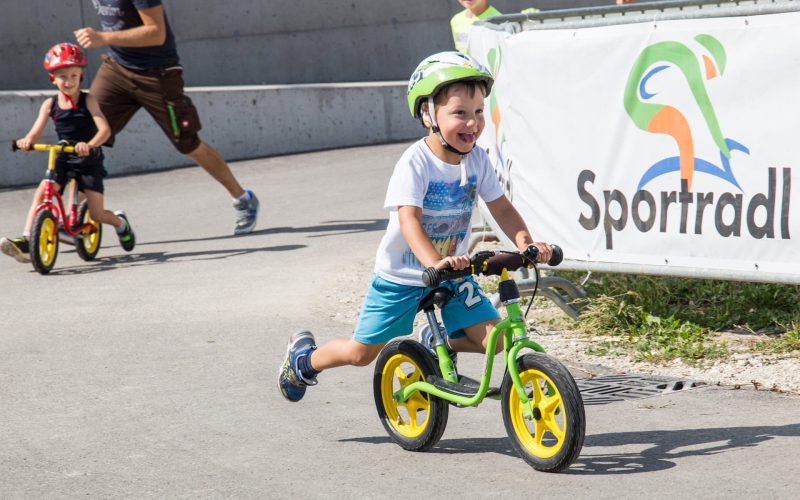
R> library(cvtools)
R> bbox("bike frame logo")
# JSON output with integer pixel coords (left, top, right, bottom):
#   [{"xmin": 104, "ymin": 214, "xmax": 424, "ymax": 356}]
[{"xmin": 624, "ymin": 35, "xmax": 745, "ymax": 192}]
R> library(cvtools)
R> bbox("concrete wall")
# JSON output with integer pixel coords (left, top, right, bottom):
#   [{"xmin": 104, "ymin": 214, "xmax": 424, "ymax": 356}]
[
  {"xmin": 1, "ymin": 0, "xmax": 617, "ymax": 91},
  {"xmin": 0, "ymin": 0, "xmax": 628, "ymax": 188},
  {"xmin": 0, "ymin": 82, "xmax": 420, "ymax": 187}
]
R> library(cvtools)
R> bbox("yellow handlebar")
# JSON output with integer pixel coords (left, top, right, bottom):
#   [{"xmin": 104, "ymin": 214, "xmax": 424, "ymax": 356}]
[
  {"xmin": 30, "ymin": 144, "xmax": 76, "ymax": 154},
  {"xmin": 12, "ymin": 143, "xmax": 78, "ymax": 172}
]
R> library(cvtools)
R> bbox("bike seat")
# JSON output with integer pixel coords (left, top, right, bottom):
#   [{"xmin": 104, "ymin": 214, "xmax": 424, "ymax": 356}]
[{"xmin": 417, "ymin": 287, "xmax": 452, "ymax": 312}]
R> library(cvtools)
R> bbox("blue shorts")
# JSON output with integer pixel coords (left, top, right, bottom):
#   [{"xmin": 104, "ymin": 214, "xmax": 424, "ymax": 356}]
[{"xmin": 352, "ymin": 274, "xmax": 500, "ymax": 345}]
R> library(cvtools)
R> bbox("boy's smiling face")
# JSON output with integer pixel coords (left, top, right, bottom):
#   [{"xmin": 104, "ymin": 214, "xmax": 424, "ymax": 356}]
[
  {"xmin": 50, "ymin": 66, "xmax": 83, "ymax": 97},
  {"xmin": 425, "ymin": 82, "xmax": 486, "ymax": 163}
]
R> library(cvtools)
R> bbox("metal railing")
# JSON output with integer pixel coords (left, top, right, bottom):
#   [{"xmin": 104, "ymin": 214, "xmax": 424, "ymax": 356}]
[{"xmin": 482, "ymin": 0, "xmax": 800, "ymax": 32}]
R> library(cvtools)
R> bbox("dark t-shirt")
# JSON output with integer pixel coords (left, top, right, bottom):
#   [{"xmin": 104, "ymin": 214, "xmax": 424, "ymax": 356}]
[
  {"xmin": 49, "ymin": 92, "xmax": 104, "ymax": 169},
  {"xmin": 93, "ymin": 0, "xmax": 179, "ymax": 70}
]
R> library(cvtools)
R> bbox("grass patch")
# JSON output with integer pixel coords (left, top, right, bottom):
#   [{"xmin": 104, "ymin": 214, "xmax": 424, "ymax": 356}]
[
  {"xmin": 551, "ymin": 272, "xmax": 800, "ymax": 364},
  {"xmin": 755, "ymin": 323, "xmax": 800, "ymax": 354}
]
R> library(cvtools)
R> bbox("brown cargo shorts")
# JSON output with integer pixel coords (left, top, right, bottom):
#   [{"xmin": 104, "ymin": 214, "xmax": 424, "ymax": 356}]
[{"xmin": 90, "ymin": 55, "xmax": 202, "ymax": 155}]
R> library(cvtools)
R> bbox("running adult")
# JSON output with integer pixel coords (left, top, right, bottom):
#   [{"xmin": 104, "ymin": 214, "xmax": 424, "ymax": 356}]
[{"xmin": 74, "ymin": 0, "xmax": 259, "ymax": 235}]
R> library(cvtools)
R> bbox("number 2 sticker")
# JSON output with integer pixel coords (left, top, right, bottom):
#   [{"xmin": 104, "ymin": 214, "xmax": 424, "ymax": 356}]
[{"xmin": 458, "ymin": 280, "xmax": 484, "ymax": 309}]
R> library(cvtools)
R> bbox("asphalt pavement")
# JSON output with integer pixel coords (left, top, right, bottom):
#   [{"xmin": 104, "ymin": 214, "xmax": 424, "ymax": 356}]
[{"xmin": 1, "ymin": 143, "xmax": 798, "ymax": 498}]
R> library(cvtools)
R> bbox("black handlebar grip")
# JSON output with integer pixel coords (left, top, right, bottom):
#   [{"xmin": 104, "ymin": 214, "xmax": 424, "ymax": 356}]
[
  {"xmin": 422, "ymin": 266, "xmax": 473, "ymax": 287},
  {"xmin": 422, "ymin": 267, "xmax": 440, "ymax": 288},
  {"xmin": 548, "ymin": 244, "xmax": 563, "ymax": 266},
  {"xmin": 11, "ymin": 141, "xmax": 19, "ymax": 152},
  {"xmin": 436, "ymin": 268, "xmax": 473, "ymax": 284},
  {"xmin": 524, "ymin": 244, "xmax": 564, "ymax": 266}
]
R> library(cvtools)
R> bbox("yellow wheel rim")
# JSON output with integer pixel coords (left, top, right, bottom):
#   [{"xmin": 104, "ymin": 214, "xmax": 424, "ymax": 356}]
[
  {"xmin": 38, "ymin": 216, "xmax": 57, "ymax": 266},
  {"xmin": 380, "ymin": 353, "xmax": 431, "ymax": 438},
  {"xmin": 508, "ymin": 369, "xmax": 567, "ymax": 459},
  {"xmin": 82, "ymin": 215, "xmax": 101, "ymax": 253}
]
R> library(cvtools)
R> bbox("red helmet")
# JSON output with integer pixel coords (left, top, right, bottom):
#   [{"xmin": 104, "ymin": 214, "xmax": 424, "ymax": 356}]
[{"xmin": 43, "ymin": 43, "xmax": 87, "ymax": 72}]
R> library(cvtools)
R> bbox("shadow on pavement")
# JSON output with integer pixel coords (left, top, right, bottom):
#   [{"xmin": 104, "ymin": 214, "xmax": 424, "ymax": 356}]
[
  {"xmin": 136, "ymin": 219, "xmax": 388, "ymax": 246},
  {"xmin": 45, "ymin": 244, "xmax": 306, "ymax": 275},
  {"xmin": 343, "ymin": 423, "xmax": 800, "ymax": 475},
  {"xmin": 340, "ymin": 435, "xmax": 518, "ymax": 459},
  {"xmin": 572, "ymin": 423, "xmax": 800, "ymax": 475}
]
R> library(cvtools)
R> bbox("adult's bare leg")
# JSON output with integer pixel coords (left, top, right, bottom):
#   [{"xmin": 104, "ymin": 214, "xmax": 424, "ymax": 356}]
[{"xmin": 186, "ymin": 141, "xmax": 245, "ymax": 199}]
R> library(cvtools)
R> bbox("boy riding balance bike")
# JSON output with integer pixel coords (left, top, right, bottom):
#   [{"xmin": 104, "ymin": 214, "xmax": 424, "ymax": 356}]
[
  {"xmin": 277, "ymin": 52, "xmax": 585, "ymax": 471},
  {"xmin": 1, "ymin": 43, "xmax": 135, "ymax": 273}
]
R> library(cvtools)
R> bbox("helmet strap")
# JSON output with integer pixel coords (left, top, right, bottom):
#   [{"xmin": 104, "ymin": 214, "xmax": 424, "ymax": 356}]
[
  {"xmin": 61, "ymin": 91, "xmax": 78, "ymax": 111},
  {"xmin": 426, "ymin": 98, "xmax": 473, "ymax": 158},
  {"xmin": 426, "ymin": 98, "xmax": 470, "ymax": 187}
]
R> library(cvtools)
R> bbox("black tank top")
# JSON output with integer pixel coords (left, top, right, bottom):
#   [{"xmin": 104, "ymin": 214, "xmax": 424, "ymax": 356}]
[{"xmin": 49, "ymin": 92, "xmax": 104, "ymax": 169}]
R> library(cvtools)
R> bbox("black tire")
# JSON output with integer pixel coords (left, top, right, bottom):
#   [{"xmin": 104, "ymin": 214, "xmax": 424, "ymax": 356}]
[
  {"xmin": 373, "ymin": 339, "xmax": 449, "ymax": 452},
  {"xmin": 30, "ymin": 209, "xmax": 59, "ymax": 274},
  {"xmin": 501, "ymin": 353, "xmax": 585, "ymax": 472},
  {"xmin": 74, "ymin": 200, "xmax": 102, "ymax": 261}
]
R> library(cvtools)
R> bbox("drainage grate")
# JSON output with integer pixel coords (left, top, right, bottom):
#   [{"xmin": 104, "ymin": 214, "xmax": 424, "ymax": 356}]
[{"xmin": 578, "ymin": 374, "xmax": 697, "ymax": 405}]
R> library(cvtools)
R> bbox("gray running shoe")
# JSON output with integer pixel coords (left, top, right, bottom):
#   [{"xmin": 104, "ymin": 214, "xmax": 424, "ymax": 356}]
[
  {"xmin": 0, "ymin": 236, "xmax": 31, "ymax": 263},
  {"xmin": 233, "ymin": 189, "xmax": 259, "ymax": 235},
  {"xmin": 418, "ymin": 323, "xmax": 457, "ymax": 364}
]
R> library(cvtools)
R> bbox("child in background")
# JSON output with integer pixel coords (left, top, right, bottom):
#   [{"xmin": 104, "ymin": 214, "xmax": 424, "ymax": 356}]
[
  {"xmin": 0, "ymin": 43, "xmax": 135, "ymax": 263},
  {"xmin": 278, "ymin": 52, "xmax": 553, "ymax": 402},
  {"xmin": 451, "ymin": 0, "xmax": 502, "ymax": 53}
]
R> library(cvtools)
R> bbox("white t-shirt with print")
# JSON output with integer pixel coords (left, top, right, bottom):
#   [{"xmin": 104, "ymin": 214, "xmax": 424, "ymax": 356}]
[{"xmin": 374, "ymin": 138, "xmax": 504, "ymax": 286}]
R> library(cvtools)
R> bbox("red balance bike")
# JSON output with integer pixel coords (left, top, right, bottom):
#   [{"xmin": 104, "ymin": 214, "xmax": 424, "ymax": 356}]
[{"xmin": 11, "ymin": 142, "xmax": 103, "ymax": 274}]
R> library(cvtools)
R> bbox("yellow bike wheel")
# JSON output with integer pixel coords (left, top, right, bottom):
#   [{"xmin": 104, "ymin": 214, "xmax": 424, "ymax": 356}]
[
  {"xmin": 373, "ymin": 339, "xmax": 448, "ymax": 451},
  {"xmin": 74, "ymin": 200, "xmax": 102, "ymax": 261},
  {"xmin": 501, "ymin": 353, "xmax": 585, "ymax": 472},
  {"xmin": 30, "ymin": 209, "xmax": 59, "ymax": 274}
]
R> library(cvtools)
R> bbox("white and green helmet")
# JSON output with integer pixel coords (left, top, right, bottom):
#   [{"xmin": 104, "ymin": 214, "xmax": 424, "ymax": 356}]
[{"xmin": 407, "ymin": 51, "xmax": 494, "ymax": 119}]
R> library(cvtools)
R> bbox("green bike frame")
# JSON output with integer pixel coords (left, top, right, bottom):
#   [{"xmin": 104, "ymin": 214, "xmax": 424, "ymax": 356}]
[{"xmin": 393, "ymin": 269, "xmax": 544, "ymax": 420}]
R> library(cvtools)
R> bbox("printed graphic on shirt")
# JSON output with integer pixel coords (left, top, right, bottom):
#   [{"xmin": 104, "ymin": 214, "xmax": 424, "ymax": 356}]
[
  {"xmin": 404, "ymin": 175, "xmax": 478, "ymax": 268},
  {"xmin": 92, "ymin": 0, "xmax": 127, "ymax": 32}
]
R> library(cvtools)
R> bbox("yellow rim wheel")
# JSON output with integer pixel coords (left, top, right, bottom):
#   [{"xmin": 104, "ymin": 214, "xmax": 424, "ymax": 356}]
[
  {"xmin": 83, "ymin": 216, "xmax": 101, "ymax": 253},
  {"xmin": 508, "ymin": 369, "xmax": 567, "ymax": 459},
  {"xmin": 379, "ymin": 353, "xmax": 431, "ymax": 438},
  {"xmin": 37, "ymin": 216, "xmax": 57, "ymax": 267}
]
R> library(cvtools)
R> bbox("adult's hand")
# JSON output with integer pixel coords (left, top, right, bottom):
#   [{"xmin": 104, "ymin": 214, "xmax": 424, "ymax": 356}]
[{"xmin": 74, "ymin": 27, "xmax": 108, "ymax": 49}]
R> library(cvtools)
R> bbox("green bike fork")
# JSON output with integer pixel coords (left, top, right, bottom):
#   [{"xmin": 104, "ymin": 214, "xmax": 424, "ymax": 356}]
[{"xmin": 504, "ymin": 298, "xmax": 545, "ymax": 421}]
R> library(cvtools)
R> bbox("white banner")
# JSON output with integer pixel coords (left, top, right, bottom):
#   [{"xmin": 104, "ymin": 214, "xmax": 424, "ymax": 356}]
[{"xmin": 469, "ymin": 12, "xmax": 799, "ymax": 282}]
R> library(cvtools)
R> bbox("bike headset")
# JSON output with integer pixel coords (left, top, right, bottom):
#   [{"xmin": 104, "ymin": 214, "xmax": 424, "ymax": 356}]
[
  {"xmin": 407, "ymin": 51, "xmax": 494, "ymax": 186},
  {"xmin": 43, "ymin": 43, "xmax": 88, "ymax": 111}
]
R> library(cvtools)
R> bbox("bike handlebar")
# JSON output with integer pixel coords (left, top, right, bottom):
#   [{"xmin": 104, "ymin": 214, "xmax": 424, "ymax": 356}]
[
  {"xmin": 422, "ymin": 245, "xmax": 563, "ymax": 288},
  {"xmin": 11, "ymin": 142, "xmax": 100, "ymax": 156}
]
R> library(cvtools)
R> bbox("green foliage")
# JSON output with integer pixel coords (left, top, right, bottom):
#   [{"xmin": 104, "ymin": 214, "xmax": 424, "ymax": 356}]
[
  {"xmin": 573, "ymin": 290, "xmax": 727, "ymax": 364},
  {"xmin": 559, "ymin": 272, "xmax": 800, "ymax": 332},
  {"xmin": 755, "ymin": 323, "xmax": 800, "ymax": 354}
]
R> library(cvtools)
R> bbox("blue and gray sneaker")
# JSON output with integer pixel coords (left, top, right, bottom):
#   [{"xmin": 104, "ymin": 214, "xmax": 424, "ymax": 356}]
[
  {"xmin": 418, "ymin": 323, "xmax": 457, "ymax": 364},
  {"xmin": 278, "ymin": 330, "xmax": 318, "ymax": 402},
  {"xmin": 233, "ymin": 189, "xmax": 259, "ymax": 235}
]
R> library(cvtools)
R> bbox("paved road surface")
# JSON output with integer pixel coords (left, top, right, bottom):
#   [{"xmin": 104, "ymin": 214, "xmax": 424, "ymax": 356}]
[{"xmin": 1, "ymin": 143, "xmax": 798, "ymax": 498}]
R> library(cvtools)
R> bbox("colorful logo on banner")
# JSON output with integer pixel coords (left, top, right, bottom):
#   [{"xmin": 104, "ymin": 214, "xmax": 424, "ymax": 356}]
[
  {"xmin": 487, "ymin": 47, "xmax": 505, "ymax": 158},
  {"xmin": 484, "ymin": 46, "xmax": 514, "ymax": 199},
  {"xmin": 623, "ymin": 35, "xmax": 748, "ymax": 192}
]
